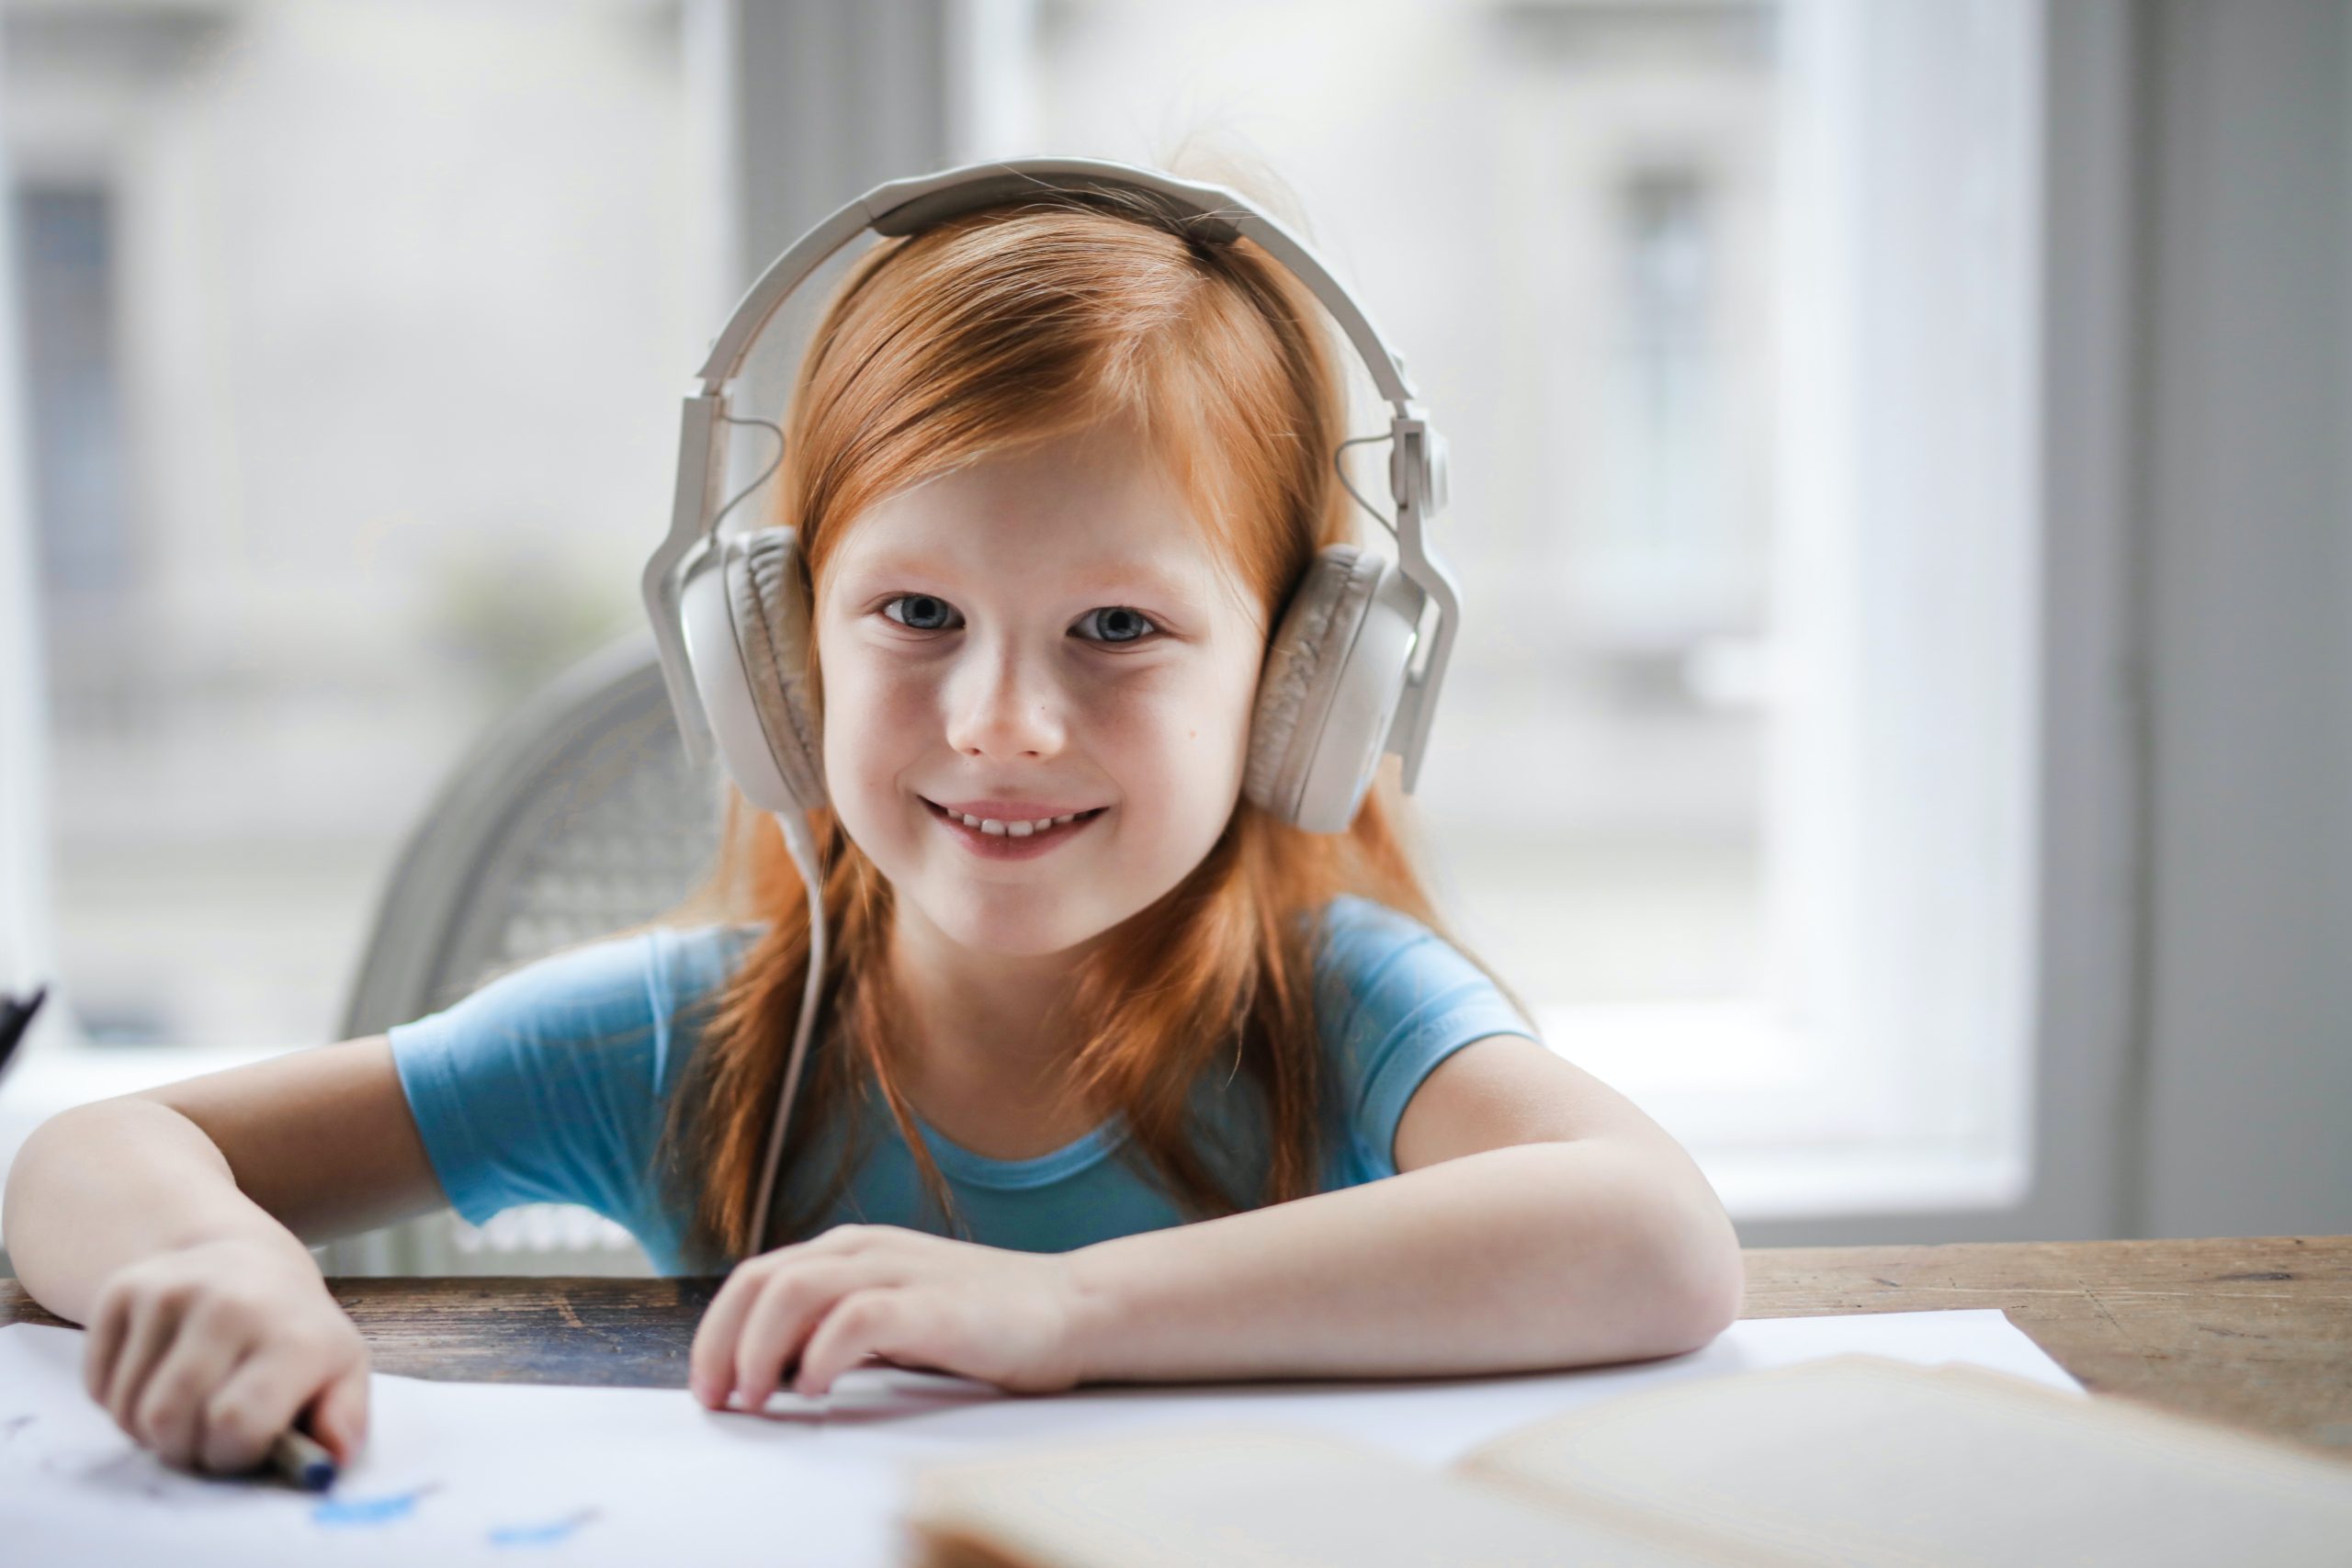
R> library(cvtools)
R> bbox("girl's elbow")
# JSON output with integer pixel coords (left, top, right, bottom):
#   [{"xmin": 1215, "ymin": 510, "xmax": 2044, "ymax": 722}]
[{"xmin": 1664, "ymin": 1207, "xmax": 1747, "ymax": 1350}]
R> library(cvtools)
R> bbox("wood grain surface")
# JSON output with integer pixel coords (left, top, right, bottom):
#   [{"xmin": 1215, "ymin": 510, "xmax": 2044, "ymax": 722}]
[{"xmin": 6, "ymin": 1235, "xmax": 2346, "ymax": 1461}]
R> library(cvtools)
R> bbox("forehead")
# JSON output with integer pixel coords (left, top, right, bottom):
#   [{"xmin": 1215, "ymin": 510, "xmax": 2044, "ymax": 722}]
[{"xmin": 824, "ymin": 425, "xmax": 1240, "ymax": 603}]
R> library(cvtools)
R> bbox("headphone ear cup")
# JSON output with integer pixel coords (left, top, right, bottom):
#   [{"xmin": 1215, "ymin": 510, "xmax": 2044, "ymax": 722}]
[
  {"xmin": 679, "ymin": 527, "xmax": 827, "ymax": 815},
  {"xmin": 1246, "ymin": 545, "xmax": 1389, "ymax": 831},
  {"xmin": 726, "ymin": 530, "xmax": 828, "ymax": 810}
]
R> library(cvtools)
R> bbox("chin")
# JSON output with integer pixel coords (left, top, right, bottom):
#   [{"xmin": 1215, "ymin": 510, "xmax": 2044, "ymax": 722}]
[{"xmin": 930, "ymin": 894, "xmax": 1109, "ymax": 960}]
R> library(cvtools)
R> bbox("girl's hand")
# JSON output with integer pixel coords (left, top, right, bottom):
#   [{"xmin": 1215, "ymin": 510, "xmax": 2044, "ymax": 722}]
[
  {"xmin": 83, "ymin": 1236, "xmax": 370, "ymax": 1476},
  {"xmin": 689, "ymin": 1224, "xmax": 1097, "ymax": 1407}
]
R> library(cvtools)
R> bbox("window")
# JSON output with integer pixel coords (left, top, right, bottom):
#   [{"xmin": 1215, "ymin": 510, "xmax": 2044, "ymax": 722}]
[
  {"xmin": 0, "ymin": 0, "xmax": 2055, "ymax": 1235},
  {"xmin": 15, "ymin": 186, "xmax": 130, "ymax": 603},
  {"xmin": 5, "ymin": 3, "xmax": 696, "ymax": 1052},
  {"xmin": 962, "ymin": 0, "xmax": 2041, "ymax": 1219}
]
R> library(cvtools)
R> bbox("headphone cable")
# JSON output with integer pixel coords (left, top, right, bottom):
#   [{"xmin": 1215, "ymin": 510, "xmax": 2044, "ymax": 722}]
[
  {"xmin": 1334, "ymin": 431, "xmax": 1396, "ymax": 534},
  {"xmin": 746, "ymin": 806, "xmax": 827, "ymax": 1258}
]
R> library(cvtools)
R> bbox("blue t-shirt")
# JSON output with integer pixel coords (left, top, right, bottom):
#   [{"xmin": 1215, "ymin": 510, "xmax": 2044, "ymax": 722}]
[{"xmin": 387, "ymin": 895, "xmax": 1535, "ymax": 1275}]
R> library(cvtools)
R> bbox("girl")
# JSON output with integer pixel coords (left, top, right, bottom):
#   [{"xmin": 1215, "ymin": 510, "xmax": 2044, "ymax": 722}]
[{"xmin": 2, "ymin": 160, "xmax": 1744, "ymax": 1482}]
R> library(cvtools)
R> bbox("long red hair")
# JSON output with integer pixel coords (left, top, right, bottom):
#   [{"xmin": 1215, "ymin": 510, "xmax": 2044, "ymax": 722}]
[{"xmin": 646, "ymin": 158, "xmax": 1494, "ymax": 1268}]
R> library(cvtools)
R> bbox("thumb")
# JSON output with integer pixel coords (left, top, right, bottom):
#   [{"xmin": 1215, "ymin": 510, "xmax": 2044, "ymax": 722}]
[{"xmin": 311, "ymin": 1363, "xmax": 370, "ymax": 1464}]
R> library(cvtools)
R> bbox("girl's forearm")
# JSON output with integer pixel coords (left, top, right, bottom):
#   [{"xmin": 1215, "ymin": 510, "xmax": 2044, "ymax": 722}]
[
  {"xmin": 2, "ymin": 1099, "xmax": 319, "ymax": 1325},
  {"xmin": 1064, "ymin": 1140, "xmax": 1744, "ymax": 1383}
]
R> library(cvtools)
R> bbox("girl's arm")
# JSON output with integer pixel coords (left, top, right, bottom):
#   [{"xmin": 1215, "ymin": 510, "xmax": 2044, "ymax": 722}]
[
  {"xmin": 1061, "ymin": 1035, "xmax": 1745, "ymax": 1382},
  {"xmin": 3, "ymin": 1037, "xmax": 446, "ymax": 1473},
  {"xmin": 725, "ymin": 1034, "xmax": 1745, "ymax": 1404},
  {"xmin": 4, "ymin": 1036, "xmax": 445, "ymax": 1323}
]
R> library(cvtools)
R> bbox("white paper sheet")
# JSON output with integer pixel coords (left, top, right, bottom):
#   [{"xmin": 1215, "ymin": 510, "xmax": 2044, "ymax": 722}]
[{"xmin": 0, "ymin": 1308, "xmax": 2082, "ymax": 1565}]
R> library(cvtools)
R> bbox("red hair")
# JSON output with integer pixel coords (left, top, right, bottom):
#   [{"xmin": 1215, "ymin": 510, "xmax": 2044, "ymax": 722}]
[{"xmin": 648, "ymin": 158, "xmax": 1498, "ymax": 1267}]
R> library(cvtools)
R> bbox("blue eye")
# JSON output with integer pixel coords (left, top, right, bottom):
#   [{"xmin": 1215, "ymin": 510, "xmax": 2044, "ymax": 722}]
[
  {"xmin": 1071, "ymin": 606, "xmax": 1158, "ymax": 645},
  {"xmin": 882, "ymin": 594, "xmax": 961, "ymax": 632}
]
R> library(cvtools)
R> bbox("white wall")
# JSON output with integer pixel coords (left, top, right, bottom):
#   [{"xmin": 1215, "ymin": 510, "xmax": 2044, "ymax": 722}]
[{"xmin": 2135, "ymin": 0, "xmax": 2352, "ymax": 1238}]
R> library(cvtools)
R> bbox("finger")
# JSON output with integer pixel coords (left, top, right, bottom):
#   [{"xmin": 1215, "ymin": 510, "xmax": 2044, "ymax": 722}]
[
  {"xmin": 689, "ymin": 1261, "xmax": 771, "ymax": 1408},
  {"xmin": 84, "ymin": 1283, "xmax": 134, "ymax": 1404},
  {"xmin": 133, "ymin": 1319, "xmax": 254, "ymax": 1471},
  {"xmin": 309, "ymin": 1359, "xmax": 370, "ymax": 1465},
  {"xmin": 105, "ymin": 1291, "xmax": 190, "ymax": 1434},
  {"xmin": 732, "ymin": 1260, "xmax": 877, "ymax": 1412},
  {"xmin": 687, "ymin": 1230, "xmax": 907, "ymax": 1406},
  {"xmin": 197, "ymin": 1342, "xmax": 340, "ymax": 1477},
  {"xmin": 796, "ymin": 1288, "xmax": 926, "ymax": 1398}
]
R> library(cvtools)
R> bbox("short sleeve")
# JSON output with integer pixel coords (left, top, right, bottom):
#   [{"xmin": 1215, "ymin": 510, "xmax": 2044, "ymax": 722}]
[
  {"xmin": 1311, "ymin": 896, "xmax": 1539, "ymax": 1178},
  {"xmin": 387, "ymin": 928, "xmax": 723, "ymax": 1234}
]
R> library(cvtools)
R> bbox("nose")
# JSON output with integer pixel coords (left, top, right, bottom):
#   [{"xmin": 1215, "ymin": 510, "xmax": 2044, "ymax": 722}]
[{"xmin": 943, "ymin": 634, "xmax": 1069, "ymax": 762}]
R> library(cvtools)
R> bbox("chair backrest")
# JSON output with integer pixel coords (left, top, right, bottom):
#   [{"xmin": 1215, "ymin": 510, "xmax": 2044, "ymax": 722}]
[{"xmin": 330, "ymin": 632, "xmax": 727, "ymax": 1276}]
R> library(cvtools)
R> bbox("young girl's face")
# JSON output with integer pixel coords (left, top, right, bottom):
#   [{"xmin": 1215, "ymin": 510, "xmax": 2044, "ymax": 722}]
[{"xmin": 814, "ymin": 420, "xmax": 1270, "ymax": 960}]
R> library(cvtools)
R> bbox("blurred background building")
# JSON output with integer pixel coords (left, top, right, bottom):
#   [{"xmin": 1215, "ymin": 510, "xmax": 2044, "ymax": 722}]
[{"xmin": 1, "ymin": 0, "xmax": 2345, "ymax": 1263}]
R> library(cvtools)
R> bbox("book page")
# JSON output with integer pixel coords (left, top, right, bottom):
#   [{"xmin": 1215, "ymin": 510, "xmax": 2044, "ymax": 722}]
[
  {"xmin": 1456, "ymin": 1354, "xmax": 2352, "ymax": 1568},
  {"xmin": 910, "ymin": 1426, "xmax": 1781, "ymax": 1568}
]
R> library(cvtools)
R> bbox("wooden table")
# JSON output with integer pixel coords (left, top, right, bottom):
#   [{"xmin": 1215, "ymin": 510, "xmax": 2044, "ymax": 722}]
[{"xmin": 6, "ymin": 1235, "xmax": 2346, "ymax": 1463}]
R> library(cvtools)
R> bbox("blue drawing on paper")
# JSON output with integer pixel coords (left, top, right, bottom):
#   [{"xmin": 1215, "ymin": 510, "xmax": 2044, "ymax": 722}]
[
  {"xmin": 313, "ymin": 1485, "xmax": 433, "ymax": 1527},
  {"xmin": 489, "ymin": 1507, "xmax": 601, "ymax": 1547}
]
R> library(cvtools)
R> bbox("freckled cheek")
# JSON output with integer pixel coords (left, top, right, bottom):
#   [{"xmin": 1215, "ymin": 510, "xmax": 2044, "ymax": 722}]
[
  {"xmin": 817, "ymin": 652, "xmax": 933, "ymax": 812},
  {"xmin": 1099, "ymin": 682, "xmax": 1253, "ymax": 811}
]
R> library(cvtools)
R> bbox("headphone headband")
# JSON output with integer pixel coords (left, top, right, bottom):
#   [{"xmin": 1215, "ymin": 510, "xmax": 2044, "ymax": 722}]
[
  {"xmin": 645, "ymin": 156, "xmax": 1459, "ymax": 790},
  {"xmin": 697, "ymin": 160, "xmax": 1419, "ymax": 404}
]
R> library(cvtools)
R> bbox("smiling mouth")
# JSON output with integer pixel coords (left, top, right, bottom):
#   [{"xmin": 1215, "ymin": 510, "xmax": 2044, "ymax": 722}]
[{"xmin": 919, "ymin": 797, "xmax": 1109, "ymax": 840}]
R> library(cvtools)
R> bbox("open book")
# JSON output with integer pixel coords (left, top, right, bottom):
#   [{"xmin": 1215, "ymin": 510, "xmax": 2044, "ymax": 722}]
[{"xmin": 905, "ymin": 1354, "xmax": 2352, "ymax": 1567}]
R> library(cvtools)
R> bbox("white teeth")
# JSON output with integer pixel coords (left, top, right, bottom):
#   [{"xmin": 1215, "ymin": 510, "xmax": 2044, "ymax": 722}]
[{"xmin": 937, "ymin": 804, "xmax": 1095, "ymax": 837}]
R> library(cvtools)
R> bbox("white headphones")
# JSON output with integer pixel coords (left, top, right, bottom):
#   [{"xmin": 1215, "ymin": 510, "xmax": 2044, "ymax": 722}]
[{"xmin": 640, "ymin": 157, "xmax": 1462, "ymax": 1257}]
